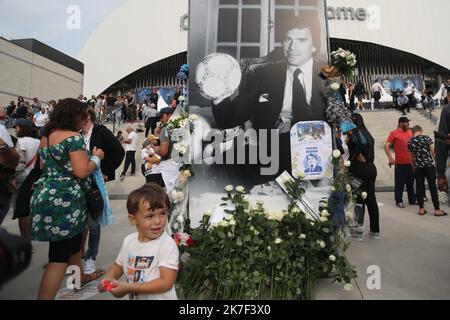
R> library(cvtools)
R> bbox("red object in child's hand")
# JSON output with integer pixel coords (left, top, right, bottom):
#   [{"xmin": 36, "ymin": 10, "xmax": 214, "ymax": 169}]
[{"xmin": 101, "ymin": 280, "xmax": 115, "ymax": 292}]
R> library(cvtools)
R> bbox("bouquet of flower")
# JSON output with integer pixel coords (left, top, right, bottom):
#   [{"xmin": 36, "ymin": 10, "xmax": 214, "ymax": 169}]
[
  {"xmin": 174, "ymin": 232, "xmax": 195, "ymax": 247},
  {"xmin": 330, "ymin": 48, "xmax": 357, "ymax": 79},
  {"xmin": 176, "ymin": 181, "xmax": 359, "ymax": 300},
  {"xmin": 166, "ymin": 109, "xmax": 197, "ymax": 134}
]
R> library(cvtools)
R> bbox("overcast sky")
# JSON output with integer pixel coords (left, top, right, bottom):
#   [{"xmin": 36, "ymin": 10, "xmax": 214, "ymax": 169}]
[{"xmin": 0, "ymin": 0, "xmax": 125, "ymax": 58}]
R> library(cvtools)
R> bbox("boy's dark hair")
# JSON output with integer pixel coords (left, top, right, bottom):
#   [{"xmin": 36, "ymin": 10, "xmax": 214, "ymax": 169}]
[
  {"xmin": 127, "ymin": 183, "xmax": 170, "ymax": 215},
  {"xmin": 412, "ymin": 125, "xmax": 423, "ymax": 133}
]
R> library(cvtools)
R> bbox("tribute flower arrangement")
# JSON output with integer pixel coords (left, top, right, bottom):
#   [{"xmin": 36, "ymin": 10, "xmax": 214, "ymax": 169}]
[{"xmin": 176, "ymin": 166, "xmax": 359, "ymax": 300}]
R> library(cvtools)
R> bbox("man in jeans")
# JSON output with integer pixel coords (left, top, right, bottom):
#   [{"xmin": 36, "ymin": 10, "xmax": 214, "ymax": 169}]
[
  {"xmin": 120, "ymin": 126, "xmax": 138, "ymax": 181},
  {"xmin": 81, "ymin": 108, "xmax": 125, "ymax": 274},
  {"xmin": 385, "ymin": 117, "xmax": 416, "ymax": 208}
]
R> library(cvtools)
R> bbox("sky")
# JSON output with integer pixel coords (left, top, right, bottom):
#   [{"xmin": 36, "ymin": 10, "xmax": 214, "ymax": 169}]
[{"xmin": 0, "ymin": 0, "xmax": 125, "ymax": 58}]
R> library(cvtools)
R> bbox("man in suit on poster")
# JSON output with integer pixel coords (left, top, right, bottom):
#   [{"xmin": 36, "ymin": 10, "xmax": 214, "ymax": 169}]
[{"xmin": 211, "ymin": 15, "xmax": 327, "ymax": 185}]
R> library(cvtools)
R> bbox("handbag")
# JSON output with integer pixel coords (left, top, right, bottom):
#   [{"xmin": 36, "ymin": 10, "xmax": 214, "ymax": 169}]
[{"xmin": 47, "ymin": 138, "xmax": 104, "ymax": 221}]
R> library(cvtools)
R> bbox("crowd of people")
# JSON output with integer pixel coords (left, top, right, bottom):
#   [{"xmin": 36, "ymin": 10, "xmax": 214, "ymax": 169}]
[
  {"xmin": 1, "ymin": 83, "xmax": 449, "ymax": 299},
  {"xmin": 336, "ymin": 78, "xmax": 446, "ymax": 113},
  {"xmin": 0, "ymin": 84, "xmax": 184, "ymax": 299}
]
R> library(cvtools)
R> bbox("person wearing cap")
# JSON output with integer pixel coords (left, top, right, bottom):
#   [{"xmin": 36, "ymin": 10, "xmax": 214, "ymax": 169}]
[
  {"xmin": 154, "ymin": 107, "xmax": 180, "ymax": 193},
  {"xmin": 385, "ymin": 117, "xmax": 416, "ymax": 208},
  {"xmin": 397, "ymin": 91, "xmax": 410, "ymax": 115}
]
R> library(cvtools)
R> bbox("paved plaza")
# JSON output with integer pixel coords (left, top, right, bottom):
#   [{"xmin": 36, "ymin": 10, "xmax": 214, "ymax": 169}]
[{"xmin": 1, "ymin": 191, "xmax": 449, "ymax": 300}]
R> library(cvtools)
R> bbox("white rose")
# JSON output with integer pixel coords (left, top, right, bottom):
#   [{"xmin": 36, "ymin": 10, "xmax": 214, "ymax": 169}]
[
  {"xmin": 189, "ymin": 114, "xmax": 198, "ymax": 121},
  {"xmin": 305, "ymin": 213, "xmax": 313, "ymax": 221},
  {"xmin": 177, "ymin": 215, "xmax": 185, "ymax": 223},
  {"xmin": 218, "ymin": 221, "xmax": 229, "ymax": 228},
  {"xmin": 274, "ymin": 238, "xmax": 283, "ymax": 244},
  {"xmin": 329, "ymin": 255, "xmax": 336, "ymax": 262},
  {"xmin": 361, "ymin": 192, "xmax": 368, "ymax": 200},
  {"xmin": 346, "ymin": 184, "xmax": 352, "ymax": 192},
  {"xmin": 343, "ymin": 283, "xmax": 354, "ymax": 291},
  {"xmin": 332, "ymin": 150, "xmax": 341, "ymax": 159},
  {"xmin": 317, "ymin": 240, "xmax": 326, "ymax": 249},
  {"xmin": 323, "ymin": 228, "xmax": 330, "ymax": 233},
  {"xmin": 180, "ymin": 252, "xmax": 191, "ymax": 264},
  {"xmin": 225, "ymin": 185, "xmax": 234, "ymax": 192},
  {"xmin": 319, "ymin": 216, "xmax": 328, "ymax": 223},
  {"xmin": 228, "ymin": 219, "xmax": 236, "ymax": 226},
  {"xmin": 340, "ymin": 52, "xmax": 346, "ymax": 58},
  {"xmin": 203, "ymin": 210, "xmax": 213, "ymax": 217},
  {"xmin": 300, "ymin": 234, "xmax": 306, "ymax": 239},
  {"xmin": 236, "ymin": 186, "xmax": 245, "ymax": 193},
  {"xmin": 330, "ymin": 82, "xmax": 340, "ymax": 91},
  {"xmin": 344, "ymin": 161, "xmax": 351, "ymax": 167},
  {"xmin": 44, "ymin": 216, "xmax": 53, "ymax": 223},
  {"xmin": 321, "ymin": 210, "xmax": 330, "ymax": 217},
  {"xmin": 267, "ymin": 246, "xmax": 271, "ymax": 251},
  {"xmin": 243, "ymin": 195, "xmax": 249, "ymax": 202},
  {"xmin": 345, "ymin": 211, "xmax": 353, "ymax": 219},
  {"xmin": 331, "ymin": 186, "xmax": 336, "ymax": 192},
  {"xmin": 292, "ymin": 206, "xmax": 300, "ymax": 214}
]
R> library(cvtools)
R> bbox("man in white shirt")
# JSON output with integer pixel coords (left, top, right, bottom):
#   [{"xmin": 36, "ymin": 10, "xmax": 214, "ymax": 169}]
[
  {"xmin": 120, "ymin": 126, "xmax": 139, "ymax": 181},
  {"xmin": 33, "ymin": 106, "xmax": 49, "ymax": 136},
  {"xmin": 371, "ymin": 79, "xmax": 384, "ymax": 110}
]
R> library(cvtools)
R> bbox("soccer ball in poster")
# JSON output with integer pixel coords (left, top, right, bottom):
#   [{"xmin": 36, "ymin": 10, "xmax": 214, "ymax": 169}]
[{"xmin": 195, "ymin": 53, "xmax": 242, "ymax": 101}]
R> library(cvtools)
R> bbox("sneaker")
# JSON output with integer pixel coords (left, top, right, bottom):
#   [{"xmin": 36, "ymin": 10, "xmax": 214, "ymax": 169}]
[
  {"xmin": 349, "ymin": 229, "xmax": 364, "ymax": 242},
  {"xmin": 368, "ymin": 232, "xmax": 380, "ymax": 240},
  {"xmin": 396, "ymin": 203, "xmax": 405, "ymax": 208},
  {"xmin": 130, "ymin": 173, "xmax": 136, "ymax": 177},
  {"xmin": 83, "ymin": 258, "xmax": 96, "ymax": 275}
]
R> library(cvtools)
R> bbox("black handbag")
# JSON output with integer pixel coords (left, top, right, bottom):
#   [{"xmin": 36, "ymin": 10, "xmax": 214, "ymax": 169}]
[{"xmin": 47, "ymin": 138, "xmax": 104, "ymax": 221}]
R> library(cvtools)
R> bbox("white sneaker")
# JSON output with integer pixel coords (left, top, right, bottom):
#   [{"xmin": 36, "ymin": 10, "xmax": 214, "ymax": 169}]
[
  {"xmin": 349, "ymin": 229, "xmax": 364, "ymax": 242},
  {"xmin": 83, "ymin": 258, "xmax": 96, "ymax": 275},
  {"xmin": 368, "ymin": 232, "xmax": 380, "ymax": 240}
]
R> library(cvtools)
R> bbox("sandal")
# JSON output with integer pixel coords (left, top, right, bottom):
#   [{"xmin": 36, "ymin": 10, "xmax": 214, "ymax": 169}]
[
  {"xmin": 435, "ymin": 211, "xmax": 448, "ymax": 217},
  {"xmin": 419, "ymin": 209, "xmax": 427, "ymax": 216},
  {"xmin": 75, "ymin": 269, "xmax": 105, "ymax": 291}
]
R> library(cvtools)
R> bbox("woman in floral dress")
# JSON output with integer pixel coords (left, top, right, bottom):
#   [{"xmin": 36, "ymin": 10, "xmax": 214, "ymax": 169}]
[{"xmin": 30, "ymin": 98, "xmax": 104, "ymax": 300}]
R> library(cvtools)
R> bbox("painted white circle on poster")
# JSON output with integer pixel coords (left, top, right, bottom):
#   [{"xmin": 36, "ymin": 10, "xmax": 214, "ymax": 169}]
[{"xmin": 290, "ymin": 121, "xmax": 333, "ymax": 181}]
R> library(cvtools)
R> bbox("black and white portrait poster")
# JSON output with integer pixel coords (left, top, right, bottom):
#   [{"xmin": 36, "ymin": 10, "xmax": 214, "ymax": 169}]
[{"xmin": 188, "ymin": 0, "xmax": 330, "ymax": 224}]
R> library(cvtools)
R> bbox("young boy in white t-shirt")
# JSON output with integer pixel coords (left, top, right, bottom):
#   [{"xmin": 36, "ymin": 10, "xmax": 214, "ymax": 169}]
[{"xmin": 98, "ymin": 183, "xmax": 179, "ymax": 300}]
